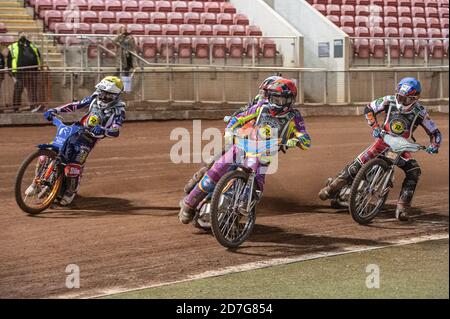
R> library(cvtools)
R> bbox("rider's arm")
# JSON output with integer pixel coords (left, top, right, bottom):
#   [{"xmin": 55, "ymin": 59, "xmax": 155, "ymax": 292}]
[
  {"xmin": 226, "ymin": 105, "xmax": 261, "ymax": 130},
  {"xmin": 364, "ymin": 96, "xmax": 391, "ymax": 129},
  {"xmin": 290, "ymin": 110, "xmax": 311, "ymax": 150},
  {"xmin": 419, "ymin": 110, "xmax": 442, "ymax": 147},
  {"xmin": 104, "ymin": 107, "xmax": 126, "ymax": 138},
  {"xmin": 54, "ymin": 95, "xmax": 95, "ymax": 113}
]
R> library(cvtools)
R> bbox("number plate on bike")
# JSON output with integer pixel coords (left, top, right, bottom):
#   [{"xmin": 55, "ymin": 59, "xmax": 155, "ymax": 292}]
[{"xmin": 386, "ymin": 151, "xmax": 397, "ymax": 160}]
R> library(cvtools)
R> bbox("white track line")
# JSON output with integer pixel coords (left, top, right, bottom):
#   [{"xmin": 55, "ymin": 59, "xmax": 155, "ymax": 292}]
[{"xmin": 72, "ymin": 232, "xmax": 448, "ymax": 299}]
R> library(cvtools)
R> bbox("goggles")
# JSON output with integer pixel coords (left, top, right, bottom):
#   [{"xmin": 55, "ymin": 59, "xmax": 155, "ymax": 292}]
[
  {"xmin": 395, "ymin": 93, "xmax": 418, "ymax": 107},
  {"xmin": 98, "ymin": 90, "xmax": 120, "ymax": 104}
]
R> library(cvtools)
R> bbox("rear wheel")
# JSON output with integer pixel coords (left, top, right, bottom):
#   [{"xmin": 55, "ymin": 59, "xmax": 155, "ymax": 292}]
[
  {"xmin": 210, "ymin": 170, "xmax": 256, "ymax": 249},
  {"xmin": 15, "ymin": 149, "xmax": 63, "ymax": 214},
  {"xmin": 349, "ymin": 158, "xmax": 391, "ymax": 225}
]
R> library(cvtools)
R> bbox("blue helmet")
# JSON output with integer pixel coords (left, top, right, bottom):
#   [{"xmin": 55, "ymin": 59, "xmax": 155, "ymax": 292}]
[{"xmin": 395, "ymin": 77, "xmax": 421, "ymax": 112}]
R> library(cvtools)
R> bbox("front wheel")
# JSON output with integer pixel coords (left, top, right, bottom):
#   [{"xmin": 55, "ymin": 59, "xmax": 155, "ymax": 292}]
[
  {"xmin": 15, "ymin": 149, "xmax": 63, "ymax": 214},
  {"xmin": 210, "ymin": 170, "xmax": 256, "ymax": 249},
  {"xmin": 349, "ymin": 158, "xmax": 392, "ymax": 225}
]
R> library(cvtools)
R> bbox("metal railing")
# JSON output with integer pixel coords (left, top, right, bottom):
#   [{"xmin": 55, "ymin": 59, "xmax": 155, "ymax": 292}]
[
  {"xmin": 349, "ymin": 36, "xmax": 450, "ymax": 67},
  {"xmin": 1, "ymin": 67, "xmax": 448, "ymax": 112}
]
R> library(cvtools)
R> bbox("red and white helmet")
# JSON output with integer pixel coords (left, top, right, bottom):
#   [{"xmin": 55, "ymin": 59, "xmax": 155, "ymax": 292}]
[{"xmin": 266, "ymin": 78, "xmax": 298, "ymax": 115}]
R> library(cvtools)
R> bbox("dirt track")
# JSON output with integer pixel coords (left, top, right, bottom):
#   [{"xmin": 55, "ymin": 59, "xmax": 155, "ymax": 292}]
[{"xmin": 0, "ymin": 114, "xmax": 448, "ymax": 298}]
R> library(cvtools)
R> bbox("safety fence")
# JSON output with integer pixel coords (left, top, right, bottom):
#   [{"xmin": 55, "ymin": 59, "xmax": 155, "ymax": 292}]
[{"xmin": 0, "ymin": 67, "xmax": 448, "ymax": 112}]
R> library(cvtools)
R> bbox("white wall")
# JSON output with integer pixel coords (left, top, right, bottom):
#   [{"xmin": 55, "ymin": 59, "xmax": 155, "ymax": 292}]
[
  {"xmin": 270, "ymin": 0, "xmax": 349, "ymax": 71},
  {"xmin": 230, "ymin": 0, "xmax": 304, "ymax": 67}
]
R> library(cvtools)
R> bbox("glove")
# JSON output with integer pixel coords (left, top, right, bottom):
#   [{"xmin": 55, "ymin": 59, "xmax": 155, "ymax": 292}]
[
  {"xmin": 91, "ymin": 125, "xmax": 105, "ymax": 136},
  {"xmin": 286, "ymin": 138, "xmax": 299, "ymax": 148},
  {"xmin": 372, "ymin": 127, "xmax": 382, "ymax": 138},
  {"xmin": 43, "ymin": 109, "xmax": 56, "ymax": 121},
  {"xmin": 426, "ymin": 144, "xmax": 439, "ymax": 154}
]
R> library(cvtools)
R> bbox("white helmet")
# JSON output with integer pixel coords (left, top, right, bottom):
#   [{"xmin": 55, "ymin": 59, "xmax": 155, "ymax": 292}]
[{"xmin": 95, "ymin": 76, "xmax": 124, "ymax": 108}]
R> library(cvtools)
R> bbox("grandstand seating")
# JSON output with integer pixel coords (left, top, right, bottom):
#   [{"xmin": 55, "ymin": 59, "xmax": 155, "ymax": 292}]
[
  {"xmin": 28, "ymin": 0, "xmax": 274, "ymax": 62},
  {"xmin": 308, "ymin": 0, "xmax": 449, "ymax": 59}
]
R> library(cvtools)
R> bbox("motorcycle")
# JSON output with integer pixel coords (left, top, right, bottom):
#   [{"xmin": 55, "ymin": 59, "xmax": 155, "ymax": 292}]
[
  {"xmin": 349, "ymin": 132, "xmax": 425, "ymax": 225},
  {"xmin": 184, "ymin": 112, "xmax": 288, "ymax": 248},
  {"xmin": 14, "ymin": 115, "xmax": 98, "ymax": 214}
]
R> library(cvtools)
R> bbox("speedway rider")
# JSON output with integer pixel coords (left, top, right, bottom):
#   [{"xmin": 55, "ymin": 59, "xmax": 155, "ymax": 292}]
[
  {"xmin": 179, "ymin": 77, "xmax": 312, "ymax": 224},
  {"xmin": 318, "ymin": 77, "xmax": 441, "ymax": 221},
  {"xmin": 25, "ymin": 76, "xmax": 126, "ymax": 206}
]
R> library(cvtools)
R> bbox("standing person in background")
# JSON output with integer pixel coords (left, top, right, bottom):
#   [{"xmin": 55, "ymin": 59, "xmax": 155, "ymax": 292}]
[
  {"xmin": 113, "ymin": 26, "xmax": 136, "ymax": 93},
  {"xmin": 0, "ymin": 51, "xmax": 5, "ymax": 112},
  {"xmin": 7, "ymin": 32, "xmax": 42, "ymax": 112}
]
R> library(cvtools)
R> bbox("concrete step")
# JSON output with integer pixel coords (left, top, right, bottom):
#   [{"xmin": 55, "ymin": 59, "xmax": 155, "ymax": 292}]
[
  {"xmin": 0, "ymin": 13, "xmax": 32, "ymax": 19},
  {"xmin": 0, "ymin": 7, "xmax": 27, "ymax": 13},
  {"xmin": 0, "ymin": 19, "xmax": 39, "ymax": 26},
  {"xmin": 0, "ymin": 3, "xmax": 22, "ymax": 8},
  {"xmin": 2, "ymin": 25, "xmax": 41, "ymax": 33}
]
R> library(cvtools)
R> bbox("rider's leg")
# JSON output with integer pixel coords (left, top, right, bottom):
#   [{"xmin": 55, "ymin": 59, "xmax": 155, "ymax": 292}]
[
  {"xmin": 179, "ymin": 146, "xmax": 237, "ymax": 224},
  {"xmin": 183, "ymin": 150, "xmax": 224, "ymax": 194},
  {"xmin": 59, "ymin": 163, "xmax": 83, "ymax": 206},
  {"xmin": 25, "ymin": 155, "xmax": 48, "ymax": 196},
  {"xmin": 395, "ymin": 157, "xmax": 421, "ymax": 221},
  {"xmin": 318, "ymin": 139, "xmax": 389, "ymax": 200}
]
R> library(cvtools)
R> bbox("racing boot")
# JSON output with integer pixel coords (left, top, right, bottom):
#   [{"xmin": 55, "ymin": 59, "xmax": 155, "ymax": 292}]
[
  {"xmin": 184, "ymin": 165, "xmax": 209, "ymax": 195},
  {"xmin": 25, "ymin": 183, "xmax": 38, "ymax": 196},
  {"xmin": 395, "ymin": 204, "xmax": 410, "ymax": 222},
  {"xmin": 395, "ymin": 187, "xmax": 415, "ymax": 222},
  {"xmin": 179, "ymin": 200, "xmax": 196, "ymax": 224},
  {"xmin": 318, "ymin": 177, "xmax": 348, "ymax": 201}
]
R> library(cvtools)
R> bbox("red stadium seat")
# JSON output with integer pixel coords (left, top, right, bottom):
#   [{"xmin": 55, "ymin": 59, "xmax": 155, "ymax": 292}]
[
  {"xmin": 386, "ymin": 39, "xmax": 400, "ymax": 58},
  {"xmin": 440, "ymin": 8, "xmax": 449, "ymax": 19},
  {"xmin": 139, "ymin": 0, "xmax": 156, "ymax": 13},
  {"xmin": 91, "ymin": 23, "xmax": 108, "ymax": 34},
  {"xmin": 75, "ymin": 23, "xmax": 91, "ymax": 34},
  {"xmin": 193, "ymin": 37, "xmax": 209, "ymax": 58},
  {"xmin": 412, "ymin": 7, "xmax": 425, "ymax": 18},
  {"xmin": 156, "ymin": 1, "xmax": 171, "ymax": 12},
  {"xmin": 441, "ymin": 18, "xmax": 449, "ymax": 29},
  {"xmin": 175, "ymin": 37, "xmax": 193, "ymax": 58},
  {"xmin": 260, "ymin": 39, "xmax": 276, "ymax": 58},
  {"xmin": 383, "ymin": 6, "xmax": 397, "ymax": 17},
  {"xmin": 399, "ymin": 27, "xmax": 413, "ymax": 38},
  {"xmin": 127, "ymin": 24, "xmax": 145, "ymax": 35},
  {"xmin": 370, "ymin": 26, "xmax": 384, "ymax": 37},
  {"xmin": 44, "ymin": 11, "xmax": 63, "ymax": 30},
  {"xmin": 385, "ymin": 0, "xmax": 397, "ymax": 6},
  {"xmin": 326, "ymin": 4, "xmax": 340, "ymax": 16},
  {"xmin": 341, "ymin": 15, "xmax": 355, "ymax": 27},
  {"xmin": 145, "ymin": 24, "xmax": 162, "ymax": 35},
  {"xmin": 354, "ymin": 39, "xmax": 370, "ymax": 58},
  {"xmin": 327, "ymin": 15, "xmax": 340, "ymax": 26},
  {"xmin": 54, "ymin": 22, "xmax": 75, "ymax": 34},
  {"xmin": 426, "ymin": 17, "xmax": 440, "ymax": 28},
  {"xmin": 227, "ymin": 38, "xmax": 244, "ymax": 58},
  {"xmin": 413, "ymin": 27, "xmax": 428, "ymax": 38},
  {"xmin": 201, "ymin": 12, "xmax": 216, "ymax": 24},
  {"xmin": 108, "ymin": 23, "xmax": 125, "ymax": 35},
  {"xmin": 123, "ymin": 1, "xmax": 139, "ymax": 12},
  {"xmin": 213, "ymin": 24, "xmax": 229, "ymax": 36},
  {"xmin": 116, "ymin": 12, "xmax": 133, "ymax": 24},
  {"xmin": 105, "ymin": 0, "xmax": 122, "ymax": 12},
  {"xmin": 71, "ymin": 0, "xmax": 88, "ymax": 11},
  {"xmin": 354, "ymin": 16, "xmax": 367, "ymax": 27},
  {"xmin": 88, "ymin": 0, "xmax": 105, "ymax": 12},
  {"xmin": 188, "ymin": 1, "xmax": 204, "ymax": 13},
  {"xmin": 134, "ymin": 12, "xmax": 151, "ymax": 24},
  {"xmin": 217, "ymin": 13, "xmax": 233, "ymax": 25},
  {"xmin": 343, "ymin": 0, "xmax": 357, "ymax": 4},
  {"xmin": 411, "ymin": 0, "xmax": 425, "ymax": 8},
  {"xmin": 412, "ymin": 17, "xmax": 427, "ymax": 28},
  {"xmin": 425, "ymin": 0, "xmax": 439, "ymax": 8},
  {"xmin": 341, "ymin": 5, "xmax": 355, "ymax": 16},
  {"xmin": 0, "ymin": 23, "xmax": 7, "ymax": 34},
  {"xmin": 139, "ymin": 36, "xmax": 157, "ymax": 58},
  {"xmin": 370, "ymin": 39, "xmax": 385, "ymax": 58},
  {"xmin": 429, "ymin": 40, "xmax": 445, "ymax": 58},
  {"xmin": 210, "ymin": 37, "xmax": 226, "ymax": 58},
  {"xmin": 400, "ymin": 39, "xmax": 415, "ymax": 58},
  {"xmin": 414, "ymin": 39, "xmax": 428, "ymax": 57},
  {"xmin": 368, "ymin": 15, "xmax": 383, "ymax": 28},
  {"xmin": 384, "ymin": 27, "xmax": 399, "ymax": 37},
  {"xmin": 399, "ymin": 0, "xmax": 411, "ymax": 6},
  {"xmin": 53, "ymin": 0, "xmax": 68, "ymax": 10},
  {"xmin": 229, "ymin": 25, "xmax": 246, "ymax": 36},
  {"xmin": 195, "ymin": 24, "xmax": 213, "ymax": 35},
  {"xmin": 35, "ymin": 0, "xmax": 53, "ymax": 14},
  {"xmin": 185, "ymin": 12, "xmax": 201, "ymax": 24},
  {"xmin": 246, "ymin": 25, "xmax": 262, "ymax": 36},
  {"xmin": 173, "ymin": 1, "xmax": 188, "ymax": 13},
  {"xmin": 428, "ymin": 28, "xmax": 442, "ymax": 38},
  {"xmin": 399, "ymin": 17, "xmax": 412, "ymax": 28},
  {"xmin": 439, "ymin": 0, "xmax": 449, "ymax": 8},
  {"xmin": 233, "ymin": 13, "xmax": 249, "ymax": 25},
  {"xmin": 99, "ymin": 11, "xmax": 115, "ymax": 24},
  {"xmin": 151, "ymin": 12, "xmax": 168, "ymax": 24},
  {"xmin": 425, "ymin": 7, "xmax": 439, "ymax": 18},
  {"xmin": 355, "ymin": 5, "xmax": 369, "ymax": 16},
  {"xmin": 0, "ymin": 35, "xmax": 14, "ymax": 45},
  {"xmin": 340, "ymin": 26, "xmax": 355, "ymax": 36},
  {"xmin": 162, "ymin": 24, "xmax": 179, "ymax": 35},
  {"xmin": 179, "ymin": 24, "xmax": 196, "ymax": 35},
  {"xmin": 81, "ymin": 11, "xmax": 98, "ymax": 24},
  {"xmin": 312, "ymin": 4, "xmax": 327, "ymax": 15},
  {"xmin": 398, "ymin": 6, "xmax": 411, "ymax": 17},
  {"xmin": 355, "ymin": 26, "xmax": 369, "ymax": 37},
  {"xmin": 220, "ymin": 2, "xmax": 236, "ymax": 14},
  {"xmin": 384, "ymin": 16, "xmax": 398, "ymax": 28},
  {"xmin": 157, "ymin": 37, "xmax": 175, "ymax": 58},
  {"xmin": 244, "ymin": 38, "xmax": 260, "ymax": 58},
  {"xmin": 205, "ymin": 2, "xmax": 220, "ymax": 13},
  {"xmin": 168, "ymin": 12, "xmax": 184, "ymax": 24}
]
